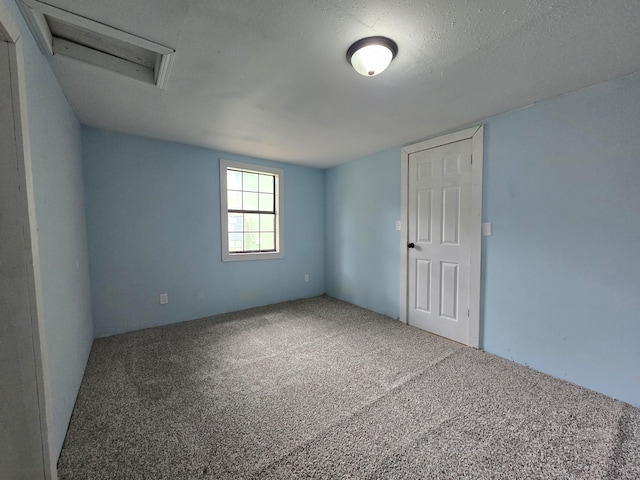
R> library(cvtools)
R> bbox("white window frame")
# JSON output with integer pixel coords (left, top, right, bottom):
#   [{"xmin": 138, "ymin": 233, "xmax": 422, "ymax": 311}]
[{"xmin": 220, "ymin": 159, "xmax": 284, "ymax": 262}]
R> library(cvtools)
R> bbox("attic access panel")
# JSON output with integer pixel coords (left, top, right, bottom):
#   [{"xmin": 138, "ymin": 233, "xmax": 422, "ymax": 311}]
[{"xmin": 18, "ymin": 0, "xmax": 174, "ymax": 88}]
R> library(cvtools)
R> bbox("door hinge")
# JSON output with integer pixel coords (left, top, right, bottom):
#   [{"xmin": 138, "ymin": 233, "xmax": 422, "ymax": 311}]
[
  {"xmin": 471, "ymin": 155, "xmax": 473, "ymax": 164},
  {"xmin": 468, "ymin": 309, "xmax": 470, "ymax": 317}
]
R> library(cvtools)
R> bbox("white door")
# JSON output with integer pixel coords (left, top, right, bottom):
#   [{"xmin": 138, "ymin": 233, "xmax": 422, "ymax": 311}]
[{"xmin": 407, "ymin": 138, "xmax": 473, "ymax": 344}]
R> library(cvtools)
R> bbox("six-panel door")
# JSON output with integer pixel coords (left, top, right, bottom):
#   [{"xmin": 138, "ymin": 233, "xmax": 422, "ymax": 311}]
[{"xmin": 407, "ymin": 139, "xmax": 472, "ymax": 344}]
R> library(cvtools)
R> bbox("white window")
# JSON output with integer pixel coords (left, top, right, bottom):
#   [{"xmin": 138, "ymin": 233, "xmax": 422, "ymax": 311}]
[{"xmin": 220, "ymin": 159, "xmax": 284, "ymax": 261}]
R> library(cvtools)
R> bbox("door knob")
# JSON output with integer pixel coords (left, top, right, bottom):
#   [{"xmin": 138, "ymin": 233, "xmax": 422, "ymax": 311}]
[{"xmin": 407, "ymin": 242, "xmax": 415, "ymax": 248}]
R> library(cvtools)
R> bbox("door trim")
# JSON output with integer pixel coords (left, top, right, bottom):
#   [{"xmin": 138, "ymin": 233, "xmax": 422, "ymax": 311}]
[
  {"xmin": 400, "ymin": 126, "xmax": 484, "ymax": 347},
  {"xmin": 1, "ymin": 4, "xmax": 57, "ymax": 478}
]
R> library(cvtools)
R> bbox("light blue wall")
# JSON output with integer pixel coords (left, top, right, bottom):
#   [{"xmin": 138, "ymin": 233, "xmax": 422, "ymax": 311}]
[
  {"xmin": 324, "ymin": 148, "xmax": 401, "ymax": 318},
  {"xmin": 3, "ymin": 0, "xmax": 94, "ymax": 458},
  {"xmin": 83, "ymin": 127, "xmax": 325, "ymax": 337},
  {"xmin": 324, "ymin": 72, "xmax": 640, "ymax": 407},
  {"xmin": 482, "ymin": 72, "xmax": 640, "ymax": 407}
]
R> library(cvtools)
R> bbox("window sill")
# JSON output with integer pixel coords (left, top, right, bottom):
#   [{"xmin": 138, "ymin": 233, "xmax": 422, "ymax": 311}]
[{"xmin": 222, "ymin": 251, "xmax": 284, "ymax": 262}]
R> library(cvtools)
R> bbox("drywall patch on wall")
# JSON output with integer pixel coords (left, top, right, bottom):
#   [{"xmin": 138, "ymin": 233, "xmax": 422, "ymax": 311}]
[
  {"xmin": 481, "ymin": 71, "xmax": 640, "ymax": 407},
  {"xmin": 82, "ymin": 127, "xmax": 325, "ymax": 337},
  {"xmin": 324, "ymin": 148, "xmax": 401, "ymax": 319}
]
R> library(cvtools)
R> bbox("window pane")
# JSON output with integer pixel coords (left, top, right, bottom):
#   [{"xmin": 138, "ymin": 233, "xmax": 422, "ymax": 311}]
[
  {"xmin": 244, "ymin": 233, "xmax": 259, "ymax": 251},
  {"xmin": 259, "ymin": 174, "xmax": 274, "ymax": 193},
  {"xmin": 228, "ymin": 213, "xmax": 243, "ymax": 232},
  {"xmin": 260, "ymin": 232, "xmax": 275, "ymax": 250},
  {"xmin": 222, "ymin": 162, "xmax": 282, "ymax": 260},
  {"xmin": 243, "ymin": 172, "xmax": 259, "ymax": 192},
  {"xmin": 228, "ymin": 190, "xmax": 242, "ymax": 210},
  {"xmin": 227, "ymin": 170, "xmax": 243, "ymax": 190},
  {"xmin": 259, "ymin": 193, "xmax": 274, "ymax": 212},
  {"xmin": 243, "ymin": 192, "xmax": 259, "ymax": 210},
  {"xmin": 260, "ymin": 214, "xmax": 275, "ymax": 232},
  {"xmin": 229, "ymin": 233, "xmax": 243, "ymax": 252},
  {"xmin": 244, "ymin": 213, "xmax": 260, "ymax": 232}
]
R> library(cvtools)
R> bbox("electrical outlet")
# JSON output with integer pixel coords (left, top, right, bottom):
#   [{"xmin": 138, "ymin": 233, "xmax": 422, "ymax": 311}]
[
  {"xmin": 159, "ymin": 293, "xmax": 168, "ymax": 305},
  {"xmin": 395, "ymin": 220, "xmax": 401, "ymax": 231},
  {"xmin": 304, "ymin": 274, "xmax": 309, "ymax": 283}
]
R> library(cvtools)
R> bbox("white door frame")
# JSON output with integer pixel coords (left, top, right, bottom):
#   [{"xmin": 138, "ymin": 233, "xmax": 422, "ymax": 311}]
[
  {"xmin": 0, "ymin": 4, "xmax": 57, "ymax": 478},
  {"xmin": 400, "ymin": 126, "xmax": 484, "ymax": 348}
]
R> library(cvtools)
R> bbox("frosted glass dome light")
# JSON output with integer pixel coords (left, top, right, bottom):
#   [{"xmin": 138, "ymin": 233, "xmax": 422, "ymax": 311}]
[{"xmin": 347, "ymin": 36, "xmax": 398, "ymax": 77}]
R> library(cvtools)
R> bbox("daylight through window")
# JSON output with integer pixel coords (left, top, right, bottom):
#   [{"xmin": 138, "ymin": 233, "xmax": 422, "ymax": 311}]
[{"xmin": 220, "ymin": 160, "xmax": 283, "ymax": 261}]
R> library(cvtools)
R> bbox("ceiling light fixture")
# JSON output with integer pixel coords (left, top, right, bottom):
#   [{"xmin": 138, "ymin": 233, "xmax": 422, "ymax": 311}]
[{"xmin": 347, "ymin": 36, "xmax": 398, "ymax": 77}]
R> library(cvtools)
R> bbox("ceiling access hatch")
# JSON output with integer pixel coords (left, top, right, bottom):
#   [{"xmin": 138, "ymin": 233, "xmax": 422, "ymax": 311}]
[{"xmin": 18, "ymin": 0, "xmax": 175, "ymax": 88}]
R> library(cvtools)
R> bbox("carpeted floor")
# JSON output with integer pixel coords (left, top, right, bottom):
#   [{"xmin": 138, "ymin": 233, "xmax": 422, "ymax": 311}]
[{"xmin": 57, "ymin": 296, "xmax": 640, "ymax": 479}]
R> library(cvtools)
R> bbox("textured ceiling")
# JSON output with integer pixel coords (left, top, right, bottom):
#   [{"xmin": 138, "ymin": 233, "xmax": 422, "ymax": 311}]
[{"xmin": 31, "ymin": 0, "xmax": 640, "ymax": 167}]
